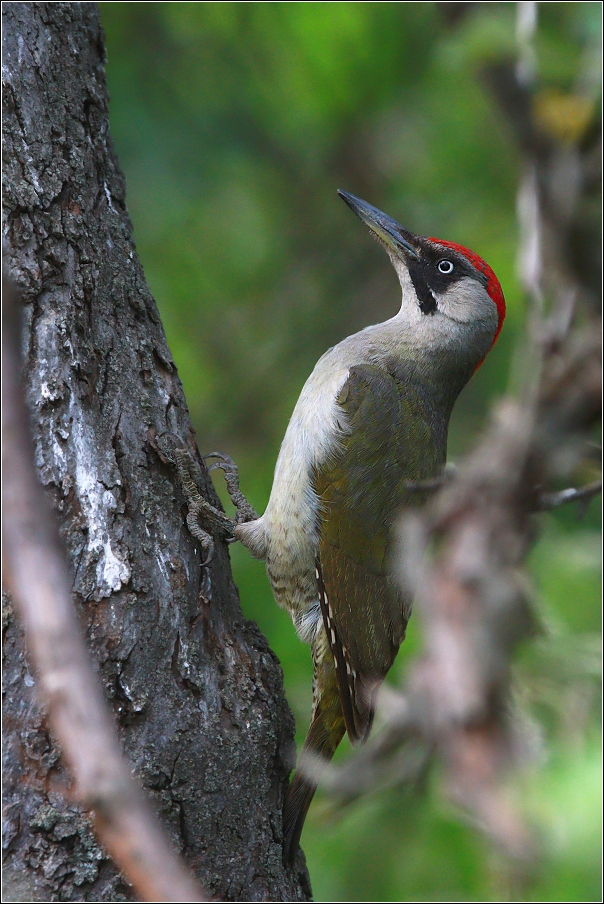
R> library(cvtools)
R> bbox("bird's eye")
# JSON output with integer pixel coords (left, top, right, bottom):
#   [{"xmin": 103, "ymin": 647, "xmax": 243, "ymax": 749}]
[{"xmin": 437, "ymin": 259, "xmax": 454, "ymax": 274}]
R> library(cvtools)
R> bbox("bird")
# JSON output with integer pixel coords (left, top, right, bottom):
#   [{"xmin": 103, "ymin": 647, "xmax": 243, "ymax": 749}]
[{"xmin": 229, "ymin": 190, "xmax": 506, "ymax": 864}]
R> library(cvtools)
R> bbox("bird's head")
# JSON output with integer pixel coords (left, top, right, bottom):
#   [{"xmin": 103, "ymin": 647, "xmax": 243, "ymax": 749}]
[{"xmin": 338, "ymin": 190, "xmax": 505, "ymax": 370}]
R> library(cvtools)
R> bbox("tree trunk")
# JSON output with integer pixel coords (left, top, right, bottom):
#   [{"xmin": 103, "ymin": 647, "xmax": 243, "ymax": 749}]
[{"xmin": 2, "ymin": 3, "xmax": 310, "ymax": 900}]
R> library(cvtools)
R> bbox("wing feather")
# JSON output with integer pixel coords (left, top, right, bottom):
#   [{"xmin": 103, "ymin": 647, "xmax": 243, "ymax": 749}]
[{"xmin": 313, "ymin": 363, "xmax": 444, "ymax": 743}]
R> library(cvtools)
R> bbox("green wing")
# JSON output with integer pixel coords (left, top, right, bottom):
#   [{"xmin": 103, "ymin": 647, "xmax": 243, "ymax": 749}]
[{"xmin": 313, "ymin": 362, "xmax": 444, "ymax": 743}]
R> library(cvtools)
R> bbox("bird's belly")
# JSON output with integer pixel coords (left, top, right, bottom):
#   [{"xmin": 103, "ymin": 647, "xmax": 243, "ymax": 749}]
[
  {"xmin": 261, "ymin": 356, "xmax": 351, "ymax": 634},
  {"xmin": 264, "ymin": 497, "xmax": 322, "ymax": 641}
]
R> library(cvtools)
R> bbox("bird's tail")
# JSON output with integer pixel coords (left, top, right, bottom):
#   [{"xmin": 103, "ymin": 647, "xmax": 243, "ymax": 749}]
[{"xmin": 283, "ymin": 670, "xmax": 345, "ymax": 865}]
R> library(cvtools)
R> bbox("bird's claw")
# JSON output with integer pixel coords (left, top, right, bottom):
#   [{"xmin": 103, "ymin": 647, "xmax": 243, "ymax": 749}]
[
  {"xmin": 204, "ymin": 451, "xmax": 258, "ymax": 524},
  {"xmin": 155, "ymin": 434, "xmax": 255, "ymax": 563},
  {"xmin": 205, "ymin": 451, "xmax": 238, "ymax": 470},
  {"xmin": 155, "ymin": 434, "xmax": 237, "ymax": 566}
]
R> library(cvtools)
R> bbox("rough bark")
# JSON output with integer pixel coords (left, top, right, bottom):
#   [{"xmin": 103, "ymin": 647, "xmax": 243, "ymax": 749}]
[{"xmin": 2, "ymin": 3, "xmax": 310, "ymax": 901}]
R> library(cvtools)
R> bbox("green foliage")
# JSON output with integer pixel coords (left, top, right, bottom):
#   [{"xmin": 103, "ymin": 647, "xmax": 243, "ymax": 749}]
[{"xmin": 101, "ymin": 3, "xmax": 601, "ymax": 900}]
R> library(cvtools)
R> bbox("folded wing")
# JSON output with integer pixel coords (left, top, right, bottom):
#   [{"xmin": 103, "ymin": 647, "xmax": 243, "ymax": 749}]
[{"xmin": 313, "ymin": 362, "xmax": 442, "ymax": 743}]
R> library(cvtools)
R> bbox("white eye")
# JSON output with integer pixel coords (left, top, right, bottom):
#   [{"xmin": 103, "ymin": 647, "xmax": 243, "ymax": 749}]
[{"xmin": 438, "ymin": 259, "xmax": 454, "ymax": 274}]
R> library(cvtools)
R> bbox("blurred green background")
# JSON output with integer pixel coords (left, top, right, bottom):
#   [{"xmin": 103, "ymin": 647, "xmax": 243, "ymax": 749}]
[{"xmin": 101, "ymin": 3, "xmax": 601, "ymax": 900}]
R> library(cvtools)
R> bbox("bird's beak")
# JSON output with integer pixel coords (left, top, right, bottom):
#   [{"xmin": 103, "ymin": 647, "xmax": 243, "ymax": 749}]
[{"xmin": 337, "ymin": 190, "xmax": 420, "ymax": 261}]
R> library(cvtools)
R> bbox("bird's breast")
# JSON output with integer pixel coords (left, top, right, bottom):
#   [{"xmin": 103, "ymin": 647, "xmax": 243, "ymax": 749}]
[{"xmin": 259, "ymin": 350, "xmax": 351, "ymax": 618}]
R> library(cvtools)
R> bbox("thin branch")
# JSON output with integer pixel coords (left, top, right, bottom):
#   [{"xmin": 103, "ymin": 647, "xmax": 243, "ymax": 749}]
[
  {"xmin": 2, "ymin": 275, "xmax": 208, "ymax": 903},
  {"xmin": 405, "ymin": 464, "xmax": 458, "ymax": 492},
  {"xmin": 536, "ymin": 480, "xmax": 602, "ymax": 512},
  {"xmin": 404, "ymin": 476, "xmax": 447, "ymax": 493}
]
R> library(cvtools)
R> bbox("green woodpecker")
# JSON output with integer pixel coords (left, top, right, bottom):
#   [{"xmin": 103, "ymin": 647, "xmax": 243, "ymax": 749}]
[{"xmin": 234, "ymin": 191, "xmax": 506, "ymax": 863}]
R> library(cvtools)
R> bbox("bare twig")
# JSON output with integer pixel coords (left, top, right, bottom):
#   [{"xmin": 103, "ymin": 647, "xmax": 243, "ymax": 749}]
[
  {"xmin": 536, "ymin": 480, "xmax": 602, "ymax": 512},
  {"xmin": 404, "ymin": 476, "xmax": 447, "ymax": 493},
  {"xmin": 405, "ymin": 464, "xmax": 458, "ymax": 493},
  {"xmin": 2, "ymin": 275, "xmax": 208, "ymax": 903}
]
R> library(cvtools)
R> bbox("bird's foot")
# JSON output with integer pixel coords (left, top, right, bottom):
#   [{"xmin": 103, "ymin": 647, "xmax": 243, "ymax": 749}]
[
  {"xmin": 204, "ymin": 452, "xmax": 258, "ymax": 524},
  {"xmin": 155, "ymin": 433, "xmax": 236, "ymax": 565}
]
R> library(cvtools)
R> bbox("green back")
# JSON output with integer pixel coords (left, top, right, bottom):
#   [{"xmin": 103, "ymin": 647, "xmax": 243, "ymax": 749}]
[{"xmin": 313, "ymin": 361, "xmax": 450, "ymax": 737}]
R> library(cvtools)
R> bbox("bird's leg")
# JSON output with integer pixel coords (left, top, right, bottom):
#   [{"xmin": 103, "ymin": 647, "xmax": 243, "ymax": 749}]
[
  {"xmin": 155, "ymin": 433, "xmax": 236, "ymax": 565},
  {"xmin": 204, "ymin": 452, "xmax": 258, "ymax": 524}
]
